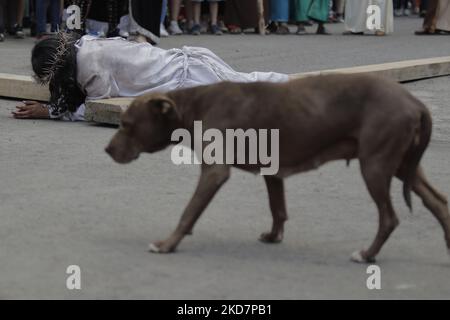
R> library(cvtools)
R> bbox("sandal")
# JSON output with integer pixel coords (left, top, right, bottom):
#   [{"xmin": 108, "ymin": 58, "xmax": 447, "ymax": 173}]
[
  {"xmin": 276, "ymin": 23, "xmax": 290, "ymax": 35},
  {"xmin": 228, "ymin": 25, "xmax": 242, "ymax": 34},
  {"xmin": 296, "ymin": 25, "xmax": 308, "ymax": 35},
  {"xmin": 343, "ymin": 30, "xmax": 364, "ymax": 35}
]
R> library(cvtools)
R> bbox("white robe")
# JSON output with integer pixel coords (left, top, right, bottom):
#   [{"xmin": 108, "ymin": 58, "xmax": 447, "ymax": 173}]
[
  {"xmin": 345, "ymin": 0, "xmax": 394, "ymax": 34},
  {"xmin": 63, "ymin": 36, "xmax": 289, "ymax": 121},
  {"xmin": 436, "ymin": 0, "xmax": 450, "ymax": 32}
]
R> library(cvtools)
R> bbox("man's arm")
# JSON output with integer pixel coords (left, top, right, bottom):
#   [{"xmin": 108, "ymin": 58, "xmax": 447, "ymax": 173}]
[
  {"xmin": 12, "ymin": 101, "xmax": 51, "ymax": 119},
  {"xmin": 12, "ymin": 101, "xmax": 86, "ymax": 121}
]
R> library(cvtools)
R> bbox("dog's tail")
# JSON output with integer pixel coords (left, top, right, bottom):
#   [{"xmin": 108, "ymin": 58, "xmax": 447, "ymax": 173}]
[{"xmin": 402, "ymin": 108, "xmax": 433, "ymax": 211}]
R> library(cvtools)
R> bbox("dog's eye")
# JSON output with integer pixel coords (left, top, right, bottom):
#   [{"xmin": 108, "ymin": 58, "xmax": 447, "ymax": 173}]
[{"xmin": 121, "ymin": 121, "xmax": 132, "ymax": 130}]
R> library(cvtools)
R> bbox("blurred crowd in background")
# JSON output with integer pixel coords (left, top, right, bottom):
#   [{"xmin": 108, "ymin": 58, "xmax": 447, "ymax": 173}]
[{"xmin": 0, "ymin": 0, "xmax": 449, "ymax": 43}]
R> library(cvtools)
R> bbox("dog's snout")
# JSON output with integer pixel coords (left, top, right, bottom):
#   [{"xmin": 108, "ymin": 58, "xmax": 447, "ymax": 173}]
[{"xmin": 105, "ymin": 144, "xmax": 115, "ymax": 156}]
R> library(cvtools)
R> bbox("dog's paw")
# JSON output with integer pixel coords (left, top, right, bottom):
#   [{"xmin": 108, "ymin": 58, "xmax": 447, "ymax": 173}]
[
  {"xmin": 148, "ymin": 241, "xmax": 174, "ymax": 254},
  {"xmin": 350, "ymin": 250, "xmax": 376, "ymax": 264},
  {"xmin": 259, "ymin": 232, "xmax": 283, "ymax": 244}
]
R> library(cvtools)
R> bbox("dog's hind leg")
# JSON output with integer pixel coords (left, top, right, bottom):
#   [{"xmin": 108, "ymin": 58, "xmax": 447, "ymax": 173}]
[
  {"xmin": 149, "ymin": 165, "xmax": 230, "ymax": 253},
  {"xmin": 398, "ymin": 166, "xmax": 450, "ymax": 255},
  {"xmin": 351, "ymin": 160, "xmax": 399, "ymax": 263},
  {"xmin": 259, "ymin": 176, "xmax": 288, "ymax": 243}
]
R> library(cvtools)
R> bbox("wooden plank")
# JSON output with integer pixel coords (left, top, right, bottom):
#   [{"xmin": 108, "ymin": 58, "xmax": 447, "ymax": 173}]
[
  {"xmin": 0, "ymin": 73, "xmax": 50, "ymax": 101},
  {"xmin": 289, "ymin": 56, "xmax": 450, "ymax": 82},
  {"xmin": 84, "ymin": 97, "xmax": 132, "ymax": 125}
]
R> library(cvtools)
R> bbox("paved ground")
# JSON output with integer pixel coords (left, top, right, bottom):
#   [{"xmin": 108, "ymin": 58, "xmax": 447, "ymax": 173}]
[{"xmin": 1, "ymin": 17, "xmax": 450, "ymax": 299}]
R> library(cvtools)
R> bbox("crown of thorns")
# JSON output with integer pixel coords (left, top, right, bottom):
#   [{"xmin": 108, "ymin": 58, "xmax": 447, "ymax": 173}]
[{"xmin": 34, "ymin": 32, "xmax": 77, "ymax": 85}]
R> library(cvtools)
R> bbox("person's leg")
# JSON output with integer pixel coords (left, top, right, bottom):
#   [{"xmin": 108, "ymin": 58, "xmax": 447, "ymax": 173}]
[
  {"xmin": 224, "ymin": 0, "xmax": 241, "ymax": 33},
  {"xmin": 160, "ymin": 0, "xmax": 169, "ymax": 36},
  {"xmin": 335, "ymin": 0, "xmax": 344, "ymax": 21},
  {"xmin": 193, "ymin": 0, "xmax": 201, "ymax": 24},
  {"xmin": 270, "ymin": 0, "xmax": 289, "ymax": 34},
  {"xmin": 170, "ymin": 0, "xmax": 181, "ymax": 21},
  {"xmin": 49, "ymin": 0, "xmax": 60, "ymax": 32},
  {"xmin": 209, "ymin": 0, "xmax": 222, "ymax": 34},
  {"xmin": 416, "ymin": 0, "xmax": 438, "ymax": 33},
  {"xmin": 35, "ymin": 0, "xmax": 48, "ymax": 35},
  {"xmin": 293, "ymin": 0, "xmax": 312, "ymax": 34},
  {"xmin": 9, "ymin": 0, "xmax": 25, "ymax": 38},
  {"xmin": 190, "ymin": 0, "xmax": 202, "ymax": 34},
  {"xmin": 16, "ymin": 0, "xmax": 25, "ymax": 26},
  {"xmin": 403, "ymin": 0, "xmax": 411, "ymax": 15},
  {"xmin": 420, "ymin": 0, "xmax": 429, "ymax": 14},
  {"xmin": 307, "ymin": 0, "xmax": 330, "ymax": 35},
  {"xmin": 209, "ymin": 1, "xmax": 218, "ymax": 25},
  {"xmin": 168, "ymin": 0, "xmax": 182, "ymax": 34},
  {"xmin": 0, "ymin": 0, "xmax": 5, "ymax": 40},
  {"xmin": 161, "ymin": 0, "xmax": 168, "ymax": 23},
  {"xmin": 185, "ymin": 0, "xmax": 194, "ymax": 30}
]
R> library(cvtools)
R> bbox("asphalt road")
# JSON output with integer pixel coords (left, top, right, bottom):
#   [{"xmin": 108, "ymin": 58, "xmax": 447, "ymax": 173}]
[{"xmin": 0, "ymin": 17, "xmax": 450, "ymax": 299}]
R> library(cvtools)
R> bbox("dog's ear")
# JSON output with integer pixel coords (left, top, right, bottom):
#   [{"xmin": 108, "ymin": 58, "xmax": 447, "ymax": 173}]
[{"xmin": 151, "ymin": 96, "xmax": 176, "ymax": 115}]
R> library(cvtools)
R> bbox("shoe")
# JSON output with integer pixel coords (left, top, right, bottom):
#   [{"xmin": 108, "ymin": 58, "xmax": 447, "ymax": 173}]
[
  {"xmin": 190, "ymin": 24, "xmax": 201, "ymax": 35},
  {"xmin": 160, "ymin": 23, "xmax": 169, "ymax": 37},
  {"xmin": 210, "ymin": 24, "xmax": 223, "ymax": 35},
  {"xmin": 228, "ymin": 25, "xmax": 242, "ymax": 34},
  {"xmin": 218, "ymin": 21, "xmax": 228, "ymax": 33},
  {"xmin": 343, "ymin": 30, "xmax": 364, "ymax": 35},
  {"xmin": 275, "ymin": 23, "xmax": 290, "ymax": 35},
  {"xmin": 266, "ymin": 21, "xmax": 276, "ymax": 33},
  {"xmin": 375, "ymin": 31, "xmax": 386, "ymax": 36},
  {"xmin": 296, "ymin": 25, "xmax": 307, "ymax": 35},
  {"xmin": 404, "ymin": 8, "xmax": 411, "ymax": 16},
  {"xmin": 12, "ymin": 24, "xmax": 25, "ymax": 38},
  {"xmin": 316, "ymin": 25, "xmax": 330, "ymax": 35},
  {"xmin": 168, "ymin": 20, "xmax": 183, "ymax": 35},
  {"xmin": 0, "ymin": 33, "xmax": 4, "ymax": 42},
  {"xmin": 434, "ymin": 29, "xmax": 450, "ymax": 35},
  {"xmin": 394, "ymin": 9, "xmax": 402, "ymax": 17},
  {"xmin": 414, "ymin": 29, "xmax": 434, "ymax": 35}
]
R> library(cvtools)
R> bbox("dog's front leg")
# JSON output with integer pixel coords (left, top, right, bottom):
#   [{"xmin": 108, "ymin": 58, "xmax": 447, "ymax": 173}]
[
  {"xmin": 149, "ymin": 165, "xmax": 230, "ymax": 253},
  {"xmin": 259, "ymin": 176, "xmax": 288, "ymax": 243}
]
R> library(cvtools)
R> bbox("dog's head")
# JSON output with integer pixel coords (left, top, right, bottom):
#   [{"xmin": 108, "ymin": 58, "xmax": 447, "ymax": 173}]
[{"xmin": 105, "ymin": 93, "xmax": 176, "ymax": 164}]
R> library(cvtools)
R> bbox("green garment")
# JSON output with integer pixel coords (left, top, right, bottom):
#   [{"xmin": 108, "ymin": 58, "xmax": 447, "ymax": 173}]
[{"xmin": 291, "ymin": 0, "xmax": 328, "ymax": 23}]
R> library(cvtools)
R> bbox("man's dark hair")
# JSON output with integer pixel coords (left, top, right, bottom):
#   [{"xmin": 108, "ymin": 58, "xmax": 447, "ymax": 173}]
[{"xmin": 31, "ymin": 32, "xmax": 86, "ymax": 116}]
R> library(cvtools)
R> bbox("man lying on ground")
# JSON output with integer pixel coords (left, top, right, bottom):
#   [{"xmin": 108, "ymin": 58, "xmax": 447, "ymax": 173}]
[{"xmin": 13, "ymin": 32, "xmax": 288, "ymax": 121}]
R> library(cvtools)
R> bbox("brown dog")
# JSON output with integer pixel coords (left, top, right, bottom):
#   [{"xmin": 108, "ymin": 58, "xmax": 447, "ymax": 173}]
[{"xmin": 105, "ymin": 74, "xmax": 450, "ymax": 263}]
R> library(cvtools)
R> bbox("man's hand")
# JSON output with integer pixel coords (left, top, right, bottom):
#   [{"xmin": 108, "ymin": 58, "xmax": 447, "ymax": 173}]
[{"xmin": 12, "ymin": 101, "xmax": 50, "ymax": 119}]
